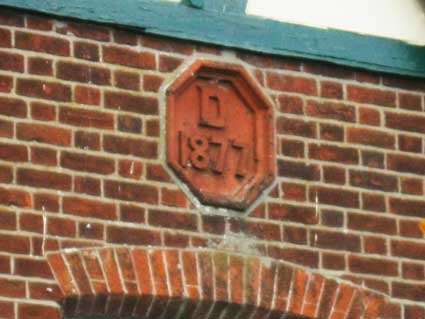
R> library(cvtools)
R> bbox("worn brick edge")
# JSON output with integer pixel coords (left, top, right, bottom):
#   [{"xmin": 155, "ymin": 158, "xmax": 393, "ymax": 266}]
[{"xmin": 47, "ymin": 247, "xmax": 388, "ymax": 319}]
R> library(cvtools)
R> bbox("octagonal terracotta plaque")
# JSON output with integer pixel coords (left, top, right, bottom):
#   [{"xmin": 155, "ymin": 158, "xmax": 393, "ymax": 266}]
[{"xmin": 166, "ymin": 60, "xmax": 275, "ymax": 210}]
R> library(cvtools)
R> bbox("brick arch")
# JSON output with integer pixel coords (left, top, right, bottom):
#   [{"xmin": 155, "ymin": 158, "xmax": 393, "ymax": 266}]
[{"xmin": 47, "ymin": 247, "xmax": 387, "ymax": 319}]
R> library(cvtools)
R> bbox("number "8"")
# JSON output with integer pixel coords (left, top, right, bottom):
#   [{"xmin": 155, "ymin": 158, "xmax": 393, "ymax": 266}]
[{"xmin": 189, "ymin": 135, "xmax": 209, "ymax": 170}]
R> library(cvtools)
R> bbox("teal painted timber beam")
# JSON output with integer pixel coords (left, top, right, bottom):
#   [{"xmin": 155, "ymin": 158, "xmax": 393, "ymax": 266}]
[{"xmin": 0, "ymin": 0, "xmax": 424, "ymax": 78}]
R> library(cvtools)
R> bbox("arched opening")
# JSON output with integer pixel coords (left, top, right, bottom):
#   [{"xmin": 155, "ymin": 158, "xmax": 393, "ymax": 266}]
[{"xmin": 47, "ymin": 247, "xmax": 387, "ymax": 319}]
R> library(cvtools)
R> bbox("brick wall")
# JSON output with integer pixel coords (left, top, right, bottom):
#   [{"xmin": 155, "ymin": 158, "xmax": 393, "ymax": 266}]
[{"xmin": 0, "ymin": 7, "xmax": 424, "ymax": 319}]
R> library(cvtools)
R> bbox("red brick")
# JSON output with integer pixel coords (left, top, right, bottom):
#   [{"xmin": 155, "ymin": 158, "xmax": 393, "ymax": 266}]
[
  {"xmin": 119, "ymin": 160, "xmax": 143, "ymax": 180},
  {"xmin": 143, "ymin": 74, "xmax": 164, "ymax": 92},
  {"xmin": 17, "ymin": 123, "xmax": 71, "ymax": 146},
  {"xmin": 164, "ymin": 232, "xmax": 189, "ymax": 248},
  {"xmin": 28, "ymin": 282, "xmax": 63, "ymax": 301},
  {"xmin": 281, "ymin": 182, "xmax": 306, "ymax": 201},
  {"xmin": 17, "ymin": 79, "xmax": 71, "ymax": 101},
  {"xmin": 19, "ymin": 212, "xmax": 43, "ymax": 233},
  {"xmin": 201, "ymin": 215, "xmax": 226, "ymax": 235},
  {"xmin": 0, "ymin": 233, "xmax": 30, "ymax": 254},
  {"xmin": 0, "ymin": 51, "xmax": 24, "ymax": 72},
  {"xmin": 401, "ymin": 177, "xmax": 423, "ymax": 195},
  {"xmin": 399, "ymin": 134, "xmax": 422, "ymax": 153},
  {"xmin": 114, "ymin": 70, "xmax": 140, "ymax": 90},
  {"xmin": 104, "ymin": 91, "xmax": 158, "ymax": 115},
  {"xmin": 321, "ymin": 209, "xmax": 344, "ymax": 227},
  {"xmin": 237, "ymin": 52, "xmax": 299, "ymax": 70},
  {"xmin": 104, "ymin": 180, "xmax": 158, "ymax": 204},
  {"xmin": 0, "ymin": 28, "xmax": 11, "ymax": 47},
  {"xmin": 0, "ymin": 165, "xmax": 12, "ymax": 183},
  {"xmin": 399, "ymin": 93, "xmax": 422, "ymax": 111},
  {"xmin": 47, "ymin": 217, "xmax": 76, "ymax": 237},
  {"xmin": 310, "ymin": 230, "xmax": 360, "ymax": 252},
  {"xmin": 323, "ymin": 166, "xmax": 345, "ymax": 185},
  {"xmin": 75, "ymin": 131, "xmax": 100, "ymax": 151},
  {"xmin": 320, "ymin": 81, "xmax": 343, "ymax": 99},
  {"xmin": 362, "ymin": 193, "xmax": 386, "ymax": 212},
  {"xmin": 28, "ymin": 57, "xmax": 53, "ymax": 76},
  {"xmin": 241, "ymin": 220, "xmax": 281, "ymax": 241},
  {"xmin": 79, "ymin": 222, "xmax": 103, "ymax": 240},
  {"xmin": 27, "ymin": 15, "xmax": 53, "ymax": 31},
  {"xmin": 30, "ymin": 102, "xmax": 56, "ymax": 121},
  {"xmin": 74, "ymin": 176, "xmax": 101, "ymax": 196},
  {"xmin": 0, "ymin": 278, "xmax": 25, "ymax": 298},
  {"xmin": 74, "ymin": 41, "xmax": 99, "ymax": 61},
  {"xmin": 113, "ymin": 29, "xmax": 138, "ymax": 45},
  {"xmin": 320, "ymin": 123, "xmax": 344, "ymax": 141},
  {"xmin": 14, "ymin": 258, "xmax": 53, "ymax": 279},
  {"xmin": 349, "ymin": 170, "xmax": 398, "ymax": 192},
  {"xmin": 159, "ymin": 55, "xmax": 183, "ymax": 72},
  {"xmin": 277, "ymin": 159, "xmax": 320, "ymax": 181},
  {"xmin": 347, "ymin": 85, "xmax": 396, "ymax": 107},
  {"xmin": 269, "ymin": 246, "xmax": 319, "ymax": 268},
  {"xmin": 103, "ymin": 45, "xmax": 156, "ymax": 69},
  {"xmin": 269, "ymin": 203, "xmax": 318, "ymax": 225},
  {"xmin": 405, "ymin": 305, "xmax": 425, "ymax": 319},
  {"xmin": 0, "ymin": 96, "xmax": 26, "ymax": 118},
  {"xmin": 34, "ymin": 193, "xmax": 59, "ymax": 212},
  {"xmin": 0, "ymin": 9, "xmax": 24, "ymax": 26},
  {"xmin": 0, "ymin": 209, "xmax": 15, "ymax": 230},
  {"xmin": 402, "ymin": 263, "xmax": 425, "ymax": 281},
  {"xmin": 57, "ymin": 21, "xmax": 110, "ymax": 41},
  {"xmin": 386, "ymin": 111, "xmax": 425, "ymax": 134},
  {"xmin": 304, "ymin": 61, "xmax": 354, "ymax": 79},
  {"xmin": 18, "ymin": 304, "xmax": 60, "ymax": 319},
  {"xmin": 142, "ymin": 34, "xmax": 194, "ymax": 55},
  {"xmin": 348, "ymin": 213, "xmax": 396, "ymax": 235},
  {"xmin": 31, "ymin": 146, "xmax": 57, "ymax": 166},
  {"xmin": 59, "ymin": 106, "xmax": 114, "ymax": 130},
  {"xmin": 310, "ymin": 186, "xmax": 359, "ymax": 208},
  {"xmin": 120, "ymin": 204, "xmax": 145, "ymax": 224},
  {"xmin": 17, "ymin": 168, "xmax": 71, "ymax": 191},
  {"xmin": 103, "ymin": 134, "xmax": 157, "ymax": 159},
  {"xmin": 107, "ymin": 226, "xmax": 161, "ymax": 246},
  {"xmin": 118, "ymin": 115, "xmax": 142, "ymax": 134},
  {"xmin": 306, "ymin": 100, "xmax": 355, "ymax": 122},
  {"xmin": 277, "ymin": 94, "xmax": 304, "ymax": 114},
  {"xmin": 63, "ymin": 196, "xmax": 116, "ymax": 220},
  {"xmin": 347, "ymin": 127, "xmax": 395, "ymax": 149},
  {"xmin": 309, "ymin": 144, "xmax": 358, "ymax": 164},
  {"xmin": 57, "ymin": 61, "xmax": 110, "ymax": 85},
  {"xmin": 277, "ymin": 116, "xmax": 316, "ymax": 138},
  {"xmin": 0, "ymin": 74, "xmax": 13, "ymax": 92},
  {"xmin": 322, "ymin": 253, "xmax": 345, "ymax": 270},
  {"xmin": 388, "ymin": 153, "xmax": 425, "ymax": 175},
  {"xmin": 391, "ymin": 240, "xmax": 425, "ymax": 261},
  {"xmin": 149, "ymin": 209, "xmax": 198, "ymax": 231},
  {"xmin": 145, "ymin": 119, "xmax": 160, "ymax": 137},
  {"xmin": 281, "ymin": 138, "xmax": 304, "ymax": 158},
  {"xmin": 16, "ymin": 31, "xmax": 69, "ymax": 56},
  {"xmin": 283, "ymin": 225, "xmax": 307, "ymax": 244},
  {"xmin": 359, "ymin": 107, "xmax": 380, "ymax": 126},
  {"xmin": 383, "ymin": 75, "xmax": 425, "ymax": 92},
  {"xmin": 0, "ymin": 142, "xmax": 28, "ymax": 162},
  {"xmin": 161, "ymin": 188, "xmax": 187, "ymax": 208},
  {"xmin": 361, "ymin": 150, "xmax": 384, "ymax": 169},
  {"xmin": 74, "ymin": 86, "xmax": 101, "ymax": 105},
  {"xmin": 267, "ymin": 72, "xmax": 317, "ymax": 95},
  {"xmin": 400, "ymin": 220, "xmax": 423, "ymax": 238},
  {"xmin": 364, "ymin": 236, "xmax": 387, "ymax": 255},
  {"xmin": 392, "ymin": 282, "xmax": 425, "ymax": 302}
]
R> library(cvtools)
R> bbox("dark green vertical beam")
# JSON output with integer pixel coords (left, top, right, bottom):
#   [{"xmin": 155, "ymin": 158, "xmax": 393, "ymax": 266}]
[{"xmin": 0, "ymin": 0, "xmax": 424, "ymax": 78}]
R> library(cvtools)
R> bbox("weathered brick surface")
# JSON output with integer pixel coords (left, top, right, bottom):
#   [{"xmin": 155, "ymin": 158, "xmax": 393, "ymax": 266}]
[{"xmin": 0, "ymin": 8, "xmax": 422, "ymax": 319}]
